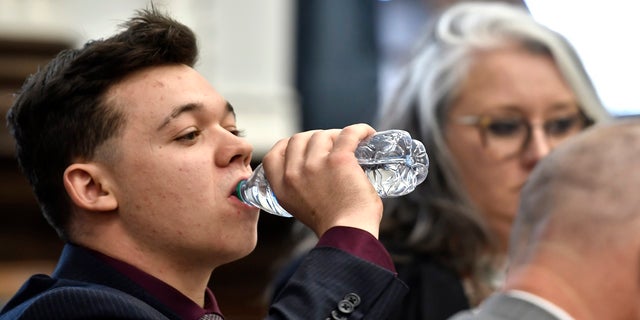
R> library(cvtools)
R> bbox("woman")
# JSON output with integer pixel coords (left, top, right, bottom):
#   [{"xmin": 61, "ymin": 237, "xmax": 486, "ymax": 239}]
[{"xmin": 377, "ymin": 2, "xmax": 611, "ymax": 319}]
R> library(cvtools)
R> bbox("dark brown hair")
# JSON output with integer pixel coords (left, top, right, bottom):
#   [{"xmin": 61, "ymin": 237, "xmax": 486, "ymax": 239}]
[{"xmin": 7, "ymin": 7, "xmax": 198, "ymax": 240}]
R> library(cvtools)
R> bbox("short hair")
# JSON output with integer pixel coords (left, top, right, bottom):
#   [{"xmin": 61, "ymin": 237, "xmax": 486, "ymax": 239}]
[
  {"xmin": 376, "ymin": 1, "xmax": 611, "ymax": 298},
  {"xmin": 7, "ymin": 7, "xmax": 198, "ymax": 240},
  {"xmin": 510, "ymin": 119, "xmax": 640, "ymax": 265}
]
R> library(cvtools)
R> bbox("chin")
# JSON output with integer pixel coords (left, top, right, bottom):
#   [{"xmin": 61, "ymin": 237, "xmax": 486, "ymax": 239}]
[
  {"xmin": 232, "ymin": 241, "xmax": 258, "ymax": 262},
  {"xmin": 241, "ymin": 231, "xmax": 258, "ymax": 253},
  {"xmin": 214, "ymin": 240, "xmax": 258, "ymax": 267},
  {"xmin": 242, "ymin": 244, "xmax": 258, "ymax": 258}
]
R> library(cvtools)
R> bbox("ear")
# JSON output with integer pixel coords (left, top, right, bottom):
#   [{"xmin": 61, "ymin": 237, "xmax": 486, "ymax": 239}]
[{"xmin": 63, "ymin": 163, "xmax": 118, "ymax": 212}]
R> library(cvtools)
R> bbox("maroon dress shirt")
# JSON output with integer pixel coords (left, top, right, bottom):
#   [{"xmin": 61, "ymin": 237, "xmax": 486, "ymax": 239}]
[{"xmin": 93, "ymin": 226, "xmax": 395, "ymax": 319}]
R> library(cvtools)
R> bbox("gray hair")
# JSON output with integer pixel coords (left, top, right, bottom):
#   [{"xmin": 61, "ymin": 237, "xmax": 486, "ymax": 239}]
[
  {"xmin": 376, "ymin": 0, "xmax": 611, "ymax": 299},
  {"xmin": 511, "ymin": 119, "xmax": 640, "ymax": 266}
]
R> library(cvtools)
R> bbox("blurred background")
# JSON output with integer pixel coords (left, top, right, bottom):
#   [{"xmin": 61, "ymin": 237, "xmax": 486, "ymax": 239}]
[{"xmin": 0, "ymin": 0, "xmax": 637, "ymax": 318}]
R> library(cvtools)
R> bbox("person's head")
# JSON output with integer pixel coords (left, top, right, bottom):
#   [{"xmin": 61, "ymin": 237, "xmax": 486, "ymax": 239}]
[
  {"xmin": 7, "ymin": 8, "xmax": 258, "ymax": 266},
  {"xmin": 377, "ymin": 0, "xmax": 610, "ymax": 300},
  {"xmin": 507, "ymin": 119, "xmax": 640, "ymax": 319}
]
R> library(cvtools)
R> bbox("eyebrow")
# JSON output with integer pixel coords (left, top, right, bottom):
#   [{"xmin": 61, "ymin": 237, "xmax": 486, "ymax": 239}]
[
  {"xmin": 226, "ymin": 101, "xmax": 236, "ymax": 118},
  {"xmin": 157, "ymin": 101, "xmax": 236, "ymax": 131}
]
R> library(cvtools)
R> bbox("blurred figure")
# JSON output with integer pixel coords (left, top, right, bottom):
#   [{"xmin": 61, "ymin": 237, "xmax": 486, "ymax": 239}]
[
  {"xmin": 376, "ymin": 1, "xmax": 611, "ymax": 318},
  {"xmin": 451, "ymin": 118, "xmax": 640, "ymax": 320}
]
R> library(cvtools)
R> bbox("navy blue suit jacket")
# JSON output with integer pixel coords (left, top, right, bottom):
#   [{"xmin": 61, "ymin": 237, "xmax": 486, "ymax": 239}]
[{"xmin": 0, "ymin": 244, "xmax": 407, "ymax": 319}]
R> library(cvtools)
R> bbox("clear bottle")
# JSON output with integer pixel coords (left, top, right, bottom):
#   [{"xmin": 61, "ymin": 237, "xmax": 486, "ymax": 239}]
[{"xmin": 236, "ymin": 129, "xmax": 429, "ymax": 217}]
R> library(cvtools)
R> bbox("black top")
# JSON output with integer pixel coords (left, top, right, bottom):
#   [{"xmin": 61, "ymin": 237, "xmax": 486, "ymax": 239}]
[{"xmin": 391, "ymin": 254, "xmax": 470, "ymax": 320}]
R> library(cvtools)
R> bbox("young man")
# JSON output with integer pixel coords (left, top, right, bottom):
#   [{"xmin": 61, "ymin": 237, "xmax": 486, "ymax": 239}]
[{"xmin": 0, "ymin": 8, "xmax": 407, "ymax": 320}]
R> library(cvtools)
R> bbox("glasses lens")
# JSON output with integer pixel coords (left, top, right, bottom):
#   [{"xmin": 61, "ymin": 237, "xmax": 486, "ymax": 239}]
[
  {"xmin": 485, "ymin": 118, "xmax": 526, "ymax": 137},
  {"xmin": 544, "ymin": 114, "xmax": 585, "ymax": 137},
  {"xmin": 480, "ymin": 117, "xmax": 527, "ymax": 158}
]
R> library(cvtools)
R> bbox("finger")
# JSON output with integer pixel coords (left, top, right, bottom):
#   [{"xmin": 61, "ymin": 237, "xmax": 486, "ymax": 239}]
[
  {"xmin": 304, "ymin": 129, "xmax": 341, "ymax": 166},
  {"xmin": 261, "ymin": 137, "xmax": 289, "ymax": 179},
  {"xmin": 332, "ymin": 123, "xmax": 376, "ymax": 153},
  {"xmin": 282, "ymin": 130, "xmax": 320, "ymax": 176}
]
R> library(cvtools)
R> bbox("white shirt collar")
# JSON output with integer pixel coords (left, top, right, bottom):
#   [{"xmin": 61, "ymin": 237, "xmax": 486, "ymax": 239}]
[{"xmin": 506, "ymin": 290, "xmax": 574, "ymax": 320}]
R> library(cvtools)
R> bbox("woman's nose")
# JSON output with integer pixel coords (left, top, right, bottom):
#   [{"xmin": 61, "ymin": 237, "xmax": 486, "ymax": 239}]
[{"xmin": 521, "ymin": 126, "xmax": 552, "ymax": 169}]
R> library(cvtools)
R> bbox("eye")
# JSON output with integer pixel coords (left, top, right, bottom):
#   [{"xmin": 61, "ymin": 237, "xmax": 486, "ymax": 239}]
[
  {"xmin": 227, "ymin": 127, "xmax": 246, "ymax": 137},
  {"xmin": 485, "ymin": 118, "xmax": 526, "ymax": 137},
  {"xmin": 176, "ymin": 129, "xmax": 201, "ymax": 142},
  {"xmin": 545, "ymin": 115, "xmax": 583, "ymax": 136}
]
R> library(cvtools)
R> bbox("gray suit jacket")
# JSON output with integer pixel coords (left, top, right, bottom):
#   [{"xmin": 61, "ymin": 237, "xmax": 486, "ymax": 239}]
[{"xmin": 449, "ymin": 293, "xmax": 561, "ymax": 320}]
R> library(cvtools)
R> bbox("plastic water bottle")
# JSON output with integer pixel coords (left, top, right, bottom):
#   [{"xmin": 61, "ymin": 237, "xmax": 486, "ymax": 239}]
[{"xmin": 236, "ymin": 129, "xmax": 429, "ymax": 217}]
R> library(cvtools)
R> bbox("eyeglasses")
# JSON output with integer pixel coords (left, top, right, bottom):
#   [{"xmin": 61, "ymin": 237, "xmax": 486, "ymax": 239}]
[{"xmin": 455, "ymin": 112, "xmax": 590, "ymax": 159}]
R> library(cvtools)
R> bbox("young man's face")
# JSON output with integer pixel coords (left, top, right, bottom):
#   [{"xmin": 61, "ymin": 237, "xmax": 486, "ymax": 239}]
[{"xmin": 101, "ymin": 64, "xmax": 259, "ymax": 268}]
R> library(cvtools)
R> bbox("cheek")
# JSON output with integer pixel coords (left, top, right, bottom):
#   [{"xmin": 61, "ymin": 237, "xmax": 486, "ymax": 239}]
[
  {"xmin": 118, "ymin": 154, "xmax": 205, "ymax": 204},
  {"xmin": 156, "ymin": 160, "xmax": 219, "ymax": 207},
  {"xmin": 455, "ymin": 149, "xmax": 499, "ymax": 197},
  {"xmin": 446, "ymin": 131, "xmax": 521, "ymax": 204},
  {"xmin": 446, "ymin": 129, "xmax": 493, "ymax": 183}
]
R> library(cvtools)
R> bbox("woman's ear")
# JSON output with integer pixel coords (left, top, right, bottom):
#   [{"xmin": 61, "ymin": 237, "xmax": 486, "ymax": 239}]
[{"xmin": 63, "ymin": 163, "xmax": 118, "ymax": 212}]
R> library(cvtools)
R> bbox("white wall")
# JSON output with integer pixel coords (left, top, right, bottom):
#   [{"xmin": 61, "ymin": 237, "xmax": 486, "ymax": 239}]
[
  {"xmin": 0, "ymin": 0, "xmax": 299, "ymax": 157},
  {"xmin": 526, "ymin": 0, "xmax": 640, "ymax": 116}
]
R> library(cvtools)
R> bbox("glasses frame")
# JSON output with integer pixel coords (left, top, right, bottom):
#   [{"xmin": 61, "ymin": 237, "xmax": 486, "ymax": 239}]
[{"xmin": 455, "ymin": 111, "xmax": 591, "ymax": 158}]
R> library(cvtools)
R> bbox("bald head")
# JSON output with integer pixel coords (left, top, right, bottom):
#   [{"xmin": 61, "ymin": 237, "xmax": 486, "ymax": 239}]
[{"xmin": 509, "ymin": 119, "xmax": 640, "ymax": 264}]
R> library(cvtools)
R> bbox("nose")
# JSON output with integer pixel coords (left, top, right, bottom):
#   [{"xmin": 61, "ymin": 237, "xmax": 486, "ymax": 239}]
[
  {"xmin": 217, "ymin": 131, "xmax": 253, "ymax": 168},
  {"xmin": 521, "ymin": 126, "xmax": 551, "ymax": 169}
]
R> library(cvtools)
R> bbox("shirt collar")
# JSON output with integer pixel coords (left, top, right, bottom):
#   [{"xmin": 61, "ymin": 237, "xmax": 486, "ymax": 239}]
[
  {"xmin": 90, "ymin": 248, "xmax": 223, "ymax": 320},
  {"xmin": 506, "ymin": 290, "xmax": 574, "ymax": 320}
]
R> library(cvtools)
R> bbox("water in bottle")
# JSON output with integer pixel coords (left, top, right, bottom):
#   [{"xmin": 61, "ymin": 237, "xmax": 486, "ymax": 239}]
[
  {"xmin": 236, "ymin": 129, "xmax": 429, "ymax": 217},
  {"xmin": 355, "ymin": 129, "xmax": 429, "ymax": 198}
]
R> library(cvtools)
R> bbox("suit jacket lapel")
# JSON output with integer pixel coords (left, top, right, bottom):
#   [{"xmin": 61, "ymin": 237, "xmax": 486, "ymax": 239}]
[{"xmin": 52, "ymin": 243, "xmax": 180, "ymax": 319}]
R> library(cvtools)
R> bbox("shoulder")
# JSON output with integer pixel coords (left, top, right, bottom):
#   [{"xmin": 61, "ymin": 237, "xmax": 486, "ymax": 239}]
[
  {"xmin": 449, "ymin": 293, "xmax": 560, "ymax": 320},
  {"xmin": 1, "ymin": 279, "xmax": 168, "ymax": 320}
]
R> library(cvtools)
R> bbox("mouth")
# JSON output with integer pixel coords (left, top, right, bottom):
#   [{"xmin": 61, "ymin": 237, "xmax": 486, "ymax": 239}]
[
  {"xmin": 230, "ymin": 182, "xmax": 240, "ymax": 199},
  {"xmin": 230, "ymin": 176, "xmax": 258, "ymax": 212},
  {"xmin": 231, "ymin": 176, "xmax": 250, "ymax": 198}
]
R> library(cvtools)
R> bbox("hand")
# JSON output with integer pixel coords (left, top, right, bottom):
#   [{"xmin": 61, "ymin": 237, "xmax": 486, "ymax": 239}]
[{"xmin": 261, "ymin": 124, "xmax": 383, "ymax": 238}]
